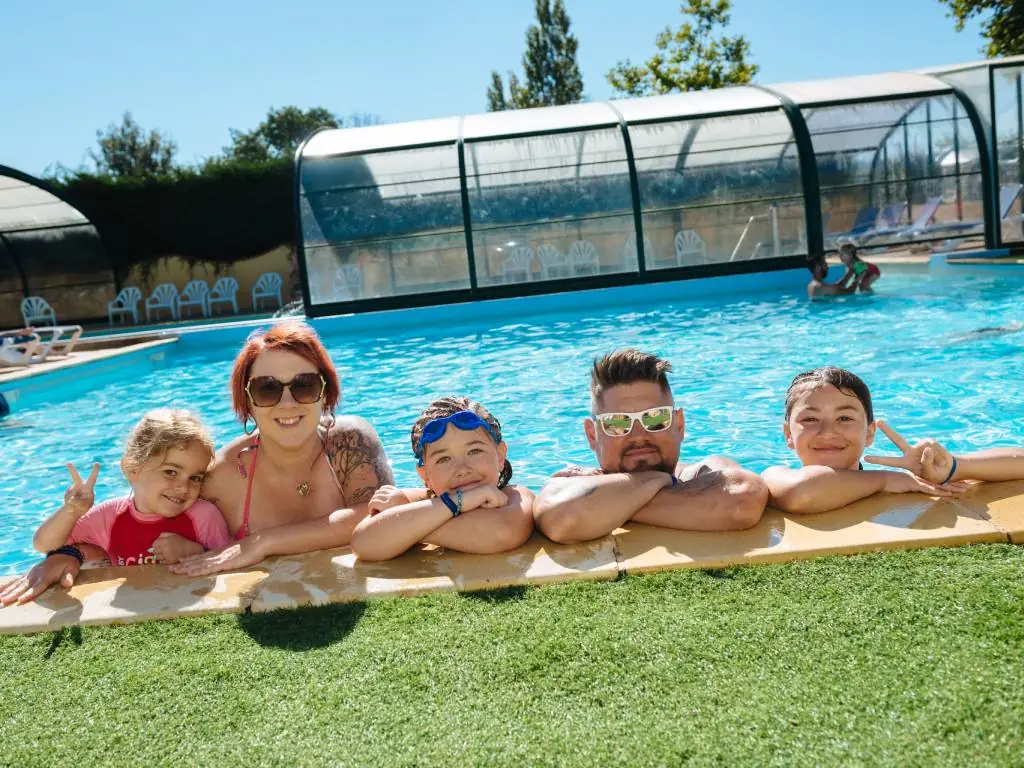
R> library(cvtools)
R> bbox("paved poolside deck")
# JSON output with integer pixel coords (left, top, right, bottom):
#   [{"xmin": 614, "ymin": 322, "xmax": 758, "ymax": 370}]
[
  {"xmin": 1, "ymin": 479, "xmax": 1022, "ymax": 635},
  {"xmin": 0, "ymin": 338, "xmax": 178, "ymax": 384}
]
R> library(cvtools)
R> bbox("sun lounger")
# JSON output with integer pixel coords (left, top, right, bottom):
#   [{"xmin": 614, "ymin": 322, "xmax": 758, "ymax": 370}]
[
  {"xmin": 31, "ymin": 325, "xmax": 83, "ymax": 358},
  {"xmin": 0, "ymin": 330, "xmax": 44, "ymax": 366},
  {"xmin": 824, "ymin": 206, "xmax": 879, "ymax": 247}
]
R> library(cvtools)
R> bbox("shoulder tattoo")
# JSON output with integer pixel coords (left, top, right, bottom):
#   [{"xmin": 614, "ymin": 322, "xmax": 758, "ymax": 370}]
[{"xmin": 324, "ymin": 419, "xmax": 394, "ymax": 504}]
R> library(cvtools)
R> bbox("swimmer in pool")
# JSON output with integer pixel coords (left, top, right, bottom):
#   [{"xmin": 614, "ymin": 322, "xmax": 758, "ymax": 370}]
[
  {"xmin": 838, "ymin": 242, "xmax": 881, "ymax": 291},
  {"xmin": 807, "ymin": 254, "xmax": 858, "ymax": 298}
]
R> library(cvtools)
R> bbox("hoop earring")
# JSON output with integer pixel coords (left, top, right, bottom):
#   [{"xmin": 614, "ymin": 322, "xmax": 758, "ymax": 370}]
[{"xmin": 243, "ymin": 415, "xmax": 256, "ymax": 435}]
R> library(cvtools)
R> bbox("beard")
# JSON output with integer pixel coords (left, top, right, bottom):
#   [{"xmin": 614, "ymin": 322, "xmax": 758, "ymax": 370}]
[{"xmin": 619, "ymin": 444, "xmax": 674, "ymax": 474}]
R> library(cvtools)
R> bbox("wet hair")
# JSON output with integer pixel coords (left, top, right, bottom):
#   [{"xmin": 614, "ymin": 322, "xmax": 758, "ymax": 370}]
[
  {"xmin": 808, "ymin": 254, "xmax": 828, "ymax": 279},
  {"xmin": 838, "ymin": 241, "xmax": 859, "ymax": 260},
  {"xmin": 122, "ymin": 409, "xmax": 215, "ymax": 474},
  {"xmin": 590, "ymin": 348, "xmax": 672, "ymax": 407},
  {"xmin": 229, "ymin": 321, "xmax": 340, "ymax": 422},
  {"xmin": 784, "ymin": 366, "xmax": 874, "ymax": 422},
  {"xmin": 410, "ymin": 396, "xmax": 513, "ymax": 489}
]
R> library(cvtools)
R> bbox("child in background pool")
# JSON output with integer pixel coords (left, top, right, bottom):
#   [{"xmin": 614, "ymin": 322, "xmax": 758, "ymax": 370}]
[
  {"xmin": 1, "ymin": 409, "xmax": 230, "ymax": 606},
  {"xmin": 762, "ymin": 367, "xmax": 1024, "ymax": 514},
  {"xmin": 838, "ymin": 242, "xmax": 881, "ymax": 291},
  {"xmin": 351, "ymin": 396, "xmax": 534, "ymax": 561}
]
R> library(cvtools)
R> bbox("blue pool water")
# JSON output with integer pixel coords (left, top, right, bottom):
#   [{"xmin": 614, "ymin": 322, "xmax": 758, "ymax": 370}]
[{"xmin": 2, "ymin": 266, "xmax": 1023, "ymax": 574}]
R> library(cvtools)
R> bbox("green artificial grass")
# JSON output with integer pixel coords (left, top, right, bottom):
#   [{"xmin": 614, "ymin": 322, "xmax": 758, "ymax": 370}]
[{"xmin": 2, "ymin": 544, "xmax": 1024, "ymax": 767}]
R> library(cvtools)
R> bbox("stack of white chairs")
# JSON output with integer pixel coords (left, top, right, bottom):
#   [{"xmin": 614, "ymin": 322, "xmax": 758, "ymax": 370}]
[
  {"xmin": 674, "ymin": 229, "xmax": 707, "ymax": 266},
  {"xmin": 502, "ymin": 246, "xmax": 535, "ymax": 283},
  {"xmin": 178, "ymin": 280, "xmax": 210, "ymax": 318},
  {"xmin": 251, "ymin": 272, "xmax": 282, "ymax": 311},
  {"xmin": 145, "ymin": 283, "xmax": 180, "ymax": 321},
  {"xmin": 108, "ymin": 287, "xmax": 142, "ymax": 324},
  {"xmin": 569, "ymin": 240, "xmax": 600, "ymax": 276},
  {"xmin": 536, "ymin": 244, "xmax": 570, "ymax": 279},
  {"xmin": 208, "ymin": 277, "xmax": 240, "ymax": 315}
]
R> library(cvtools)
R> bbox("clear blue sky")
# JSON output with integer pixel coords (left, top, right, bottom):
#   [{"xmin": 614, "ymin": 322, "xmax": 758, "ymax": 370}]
[{"xmin": 0, "ymin": 0, "xmax": 989, "ymax": 177}]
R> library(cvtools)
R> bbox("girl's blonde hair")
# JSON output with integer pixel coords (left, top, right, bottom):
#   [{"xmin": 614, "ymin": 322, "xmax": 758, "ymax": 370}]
[{"xmin": 122, "ymin": 409, "xmax": 215, "ymax": 473}]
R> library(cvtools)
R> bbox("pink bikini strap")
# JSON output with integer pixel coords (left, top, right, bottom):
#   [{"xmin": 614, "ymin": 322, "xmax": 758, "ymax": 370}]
[{"xmin": 237, "ymin": 440, "xmax": 260, "ymax": 540}]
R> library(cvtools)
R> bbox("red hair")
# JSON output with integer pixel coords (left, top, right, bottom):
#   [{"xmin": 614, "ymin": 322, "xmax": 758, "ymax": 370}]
[{"xmin": 230, "ymin": 322, "xmax": 340, "ymax": 422}]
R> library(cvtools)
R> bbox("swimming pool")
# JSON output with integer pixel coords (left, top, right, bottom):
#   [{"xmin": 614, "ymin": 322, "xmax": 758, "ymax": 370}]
[{"xmin": 2, "ymin": 265, "xmax": 1022, "ymax": 574}]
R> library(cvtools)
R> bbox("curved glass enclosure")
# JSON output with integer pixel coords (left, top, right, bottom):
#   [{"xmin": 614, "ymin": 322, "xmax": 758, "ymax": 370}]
[
  {"xmin": 296, "ymin": 56, "xmax": 1024, "ymax": 316},
  {"xmin": 0, "ymin": 167, "xmax": 114, "ymax": 328}
]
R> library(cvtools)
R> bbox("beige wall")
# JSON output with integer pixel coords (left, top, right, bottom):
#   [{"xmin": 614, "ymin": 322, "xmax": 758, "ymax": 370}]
[{"xmin": 121, "ymin": 244, "xmax": 295, "ymax": 316}]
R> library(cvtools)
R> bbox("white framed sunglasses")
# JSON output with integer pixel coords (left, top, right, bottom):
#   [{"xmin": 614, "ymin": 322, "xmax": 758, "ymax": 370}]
[{"xmin": 593, "ymin": 406, "xmax": 674, "ymax": 437}]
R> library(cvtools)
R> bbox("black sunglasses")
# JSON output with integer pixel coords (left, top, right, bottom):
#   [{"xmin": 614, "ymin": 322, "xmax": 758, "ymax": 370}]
[{"xmin": 245, "ymin": 373, "xmax": 326, "ymax": 407}]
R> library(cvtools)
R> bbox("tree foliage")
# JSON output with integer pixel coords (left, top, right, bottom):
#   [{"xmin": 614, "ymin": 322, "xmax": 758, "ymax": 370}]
[
  {"xmin": 223, "ymin": 106, "xmax": 342, "ymax": 163},
  {"xmin": 607, "ymin": 0, "xmax": 758, "ymax": 97},
  {"xmin": 487, "ymin": 0, "xmax": 584, "ymax": 110},
  {"xmin": 88, "ymin": 112, "xmax": 178, "ymax": 179},
  {"xmin": 941, "ymin": 0, "xmax": 1024, "ymax": 56}
]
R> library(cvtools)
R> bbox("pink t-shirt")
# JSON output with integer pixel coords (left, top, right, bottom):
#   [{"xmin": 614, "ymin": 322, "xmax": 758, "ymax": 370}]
[{"xmin": 68, "ymin": 496, "xmax": 231, "ymax": 566}]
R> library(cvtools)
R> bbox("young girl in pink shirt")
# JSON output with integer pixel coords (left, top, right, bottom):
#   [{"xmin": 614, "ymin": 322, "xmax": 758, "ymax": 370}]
[{"xmin": 1, "ymin": 409, "xmax": 230, "ymax": 606}]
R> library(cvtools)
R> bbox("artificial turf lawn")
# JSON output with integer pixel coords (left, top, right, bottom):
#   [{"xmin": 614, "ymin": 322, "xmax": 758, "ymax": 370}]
[{"xmin": 2, "ymin": 544, "xmax": 1023, "ymax": 767}]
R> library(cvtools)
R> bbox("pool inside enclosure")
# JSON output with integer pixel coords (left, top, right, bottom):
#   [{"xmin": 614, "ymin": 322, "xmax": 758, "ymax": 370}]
[{"xmin": 296, "ymin": 56, "xmax": 1024, "ymax": 318}]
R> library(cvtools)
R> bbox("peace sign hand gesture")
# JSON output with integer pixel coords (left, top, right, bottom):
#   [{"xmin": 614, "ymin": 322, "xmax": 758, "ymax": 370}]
[
  {"xmin": 63, "ymin": 462, "xmax": 100, "ymax": 518},
  {"xmin": 865, "ymin": 421, "xmax": 962, "ymax": 486}
]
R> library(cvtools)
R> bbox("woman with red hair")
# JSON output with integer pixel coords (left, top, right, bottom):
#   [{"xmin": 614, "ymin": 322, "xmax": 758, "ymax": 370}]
[{"xmin": 169, "ymin": 320, "xmax": 393, "ymax": 576}]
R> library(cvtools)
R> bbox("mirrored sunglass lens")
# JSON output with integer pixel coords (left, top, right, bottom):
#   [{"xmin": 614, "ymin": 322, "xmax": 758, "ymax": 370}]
[
  {"xmin": 641, "ymin": 408, "xmax": 672, "ymax": 431},
  {"xmin": 600, "ymin": 415, "xmax": 633, "ymax": 435},
  {"xmin": 290, "ymin": 374, "xmax": 322, "ymax": 403},
  {"xmin": 250, "ymin": 377, "xmax": 283, "ymax": 406}
]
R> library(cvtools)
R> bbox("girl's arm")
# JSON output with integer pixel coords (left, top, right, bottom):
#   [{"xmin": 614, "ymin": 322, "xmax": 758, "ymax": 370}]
[
  {"xmin": 351, "ymin": 485, "xmax": 513, "ymax": 561},
  {"xmin": 423, "ymin": 486, "xmax": 535, "ymax": 554},
  {"xmin": 866, "ymin": 423, "xmax": 1024, "ymax": 485},
  {"xmin": 951, "ymin": 448, "xmax": 1024, "ymax": 483},
  {"xmin": 762, "ymin": 465, "xmax": 960, "ymax": 514},
  {"xmin": 33, "ymin": 462, "xmax": 100, "ymax": 552}
]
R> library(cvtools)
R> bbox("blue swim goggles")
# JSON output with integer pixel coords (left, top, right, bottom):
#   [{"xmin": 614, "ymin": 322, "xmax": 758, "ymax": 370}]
[{"xmin": 415, "ymin": 410, "xmax": 500, "ymax": 466}]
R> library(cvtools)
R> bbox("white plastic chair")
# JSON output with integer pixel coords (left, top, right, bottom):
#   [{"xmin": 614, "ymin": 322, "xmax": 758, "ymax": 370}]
[
  {"xmin": 333, "ymin": 266, "xmax": 363, "ymax": 300},
  {"xmin": 251, "ymin": 272, "xmax": 282, "ymax": 311},
  {"xmin": 569, "ymin": 240, "xmax": 600, "ymax": 277},
  {"xmin": 145, "ymin": 283, "xmax": 180, "ymax": 322},
  {"xmin": 674, "ymin": 229, "xmax": 707, "ymax": 266},
  {"xmin": 622, "ymin": 234, "xmax": 653, "ymax": 271},
  {"xmin": 21, "ymin": 296, "xmax": 56, "ymax": 326},
  {"xmin": 536, "ymin": 244, "xmax": 570, "ymax": 279},
  {"xmin": 502, "ymin": 247, "xmax": 535, "ymax": 283},
  {"xmin": 107, "ymin": 286, "xmax": 142, "ymax": 325},
  {"xmin": 178, "ymin": 280, "xmax": 210, "ymax": 318},
  {"xmin": 208, "ymin": 277, "xmax": 240, "ymax": 315}
]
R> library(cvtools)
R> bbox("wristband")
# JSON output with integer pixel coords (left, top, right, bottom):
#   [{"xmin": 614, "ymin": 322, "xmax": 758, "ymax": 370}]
[
  {"xmin": 941, "ymin": 456, "xmax": 959, "ymax": 485},
  {"xmin": 670, "ymin": 473, "xmax": 679, "ymax": 486},
  {"xmin": 47, "ymin": 545, "xmax": 84, "ymax": 564},
  {"xmin": 439, "ymin": 491, "xmax": 463, "ymax": 517}
]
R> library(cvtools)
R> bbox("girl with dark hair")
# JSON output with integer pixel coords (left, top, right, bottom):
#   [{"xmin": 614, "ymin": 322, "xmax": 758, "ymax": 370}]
[
  {"xmin": 351, "ymin": 396, "xmax": 534, "ymax": 561},
  {"xmin": 762, "ymin": 366, "xmax": 1024, "ymax": 514}
]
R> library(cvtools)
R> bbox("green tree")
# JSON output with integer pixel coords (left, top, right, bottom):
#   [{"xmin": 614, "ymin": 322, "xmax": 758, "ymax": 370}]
[
  {"xmin": 942, "ymin": 0, "xmax": 1024, "ymax": 56},
  {"xmin": 487, "ymin": 0, "xmax": 584, "ymax": 110},
  {"xmin": 224, "ymin": 106, "xmax": 342, "ymax": 163},
  {"xmin": 88, "ymin": 112, "xmax": 177, "ymax": 178},
  {"xmin": 607, "ymin": 0, "xmax": 758, "ymax": 97}
]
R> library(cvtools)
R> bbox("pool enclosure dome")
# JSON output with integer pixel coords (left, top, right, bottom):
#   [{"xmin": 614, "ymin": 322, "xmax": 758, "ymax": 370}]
[
  {"xmin": 0, "ymin": 165, "xmax": 114, "ymax": 328},
  {"xmin": 295, "ymin": 56, "xmax": 1024, "ymax": 316}
]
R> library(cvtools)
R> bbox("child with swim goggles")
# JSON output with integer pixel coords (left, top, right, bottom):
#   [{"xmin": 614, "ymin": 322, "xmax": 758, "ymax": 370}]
[
  {"xmin": 1, "ymin": 409, "xmax": 231, "ymax": 606},
  {"xmin": 837, "ymin": 242, "xmax": 881, "ymax": 291},
  {"xmin": 762, "ymin": 366, "xmax": 1024, "ymax": 514},
  {"xmin": 351, "ymin": 396, "xmax": 534, "ymax": 561}
]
